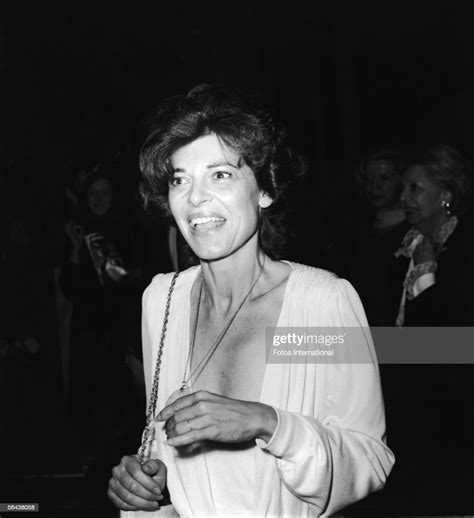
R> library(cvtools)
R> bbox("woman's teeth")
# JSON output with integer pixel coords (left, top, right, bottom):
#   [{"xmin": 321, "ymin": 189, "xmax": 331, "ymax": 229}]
[{"xmin": 190, "ymin": 216, "xmax": 225, "ymax": 230}]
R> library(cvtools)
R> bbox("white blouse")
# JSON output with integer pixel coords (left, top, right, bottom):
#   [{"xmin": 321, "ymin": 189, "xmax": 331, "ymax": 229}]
[{"xmin": 123, "ymin": 262, "xmax": 394, "ymax": 518}]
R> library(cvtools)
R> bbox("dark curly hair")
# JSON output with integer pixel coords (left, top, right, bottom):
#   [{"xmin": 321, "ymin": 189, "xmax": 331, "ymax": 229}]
[
  {"xmin": 408, "ymin": 145, "xmax": 472, "ymax": 216},
  {"xmin": 139, "ymin": 84, "xmax": 305, "ymax": 258}
]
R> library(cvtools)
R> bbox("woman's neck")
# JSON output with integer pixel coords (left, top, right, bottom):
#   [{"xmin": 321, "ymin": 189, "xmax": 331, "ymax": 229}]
[
  {"xmin": 199, "ymin": 241, "xmax": 266, "ymax": 316},
  {"xmin": 417, "ymin": 212, "xmax": 452, "ymax": 243},
  {"xmin": 373, "ymin": 206, "xmax": 406, "ymax": 231}
]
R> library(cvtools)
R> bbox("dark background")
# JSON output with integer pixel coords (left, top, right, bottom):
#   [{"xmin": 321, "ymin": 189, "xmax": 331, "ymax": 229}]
[
  {"xmin": 3, "ymin": 2, "xmax": 473, "ymax": 193},
  {"xmin": 3, "ymin": 2, "xmax": 474, "ymax": 259},
  {"xmin": 1, "ymin": 1, "xmax": 473, "ymax": 516}
]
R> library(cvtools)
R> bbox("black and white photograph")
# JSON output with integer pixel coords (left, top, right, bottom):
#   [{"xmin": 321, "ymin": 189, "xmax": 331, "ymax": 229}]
[{"xmin": 1, "ymin": 2, "xmax": 473, "ymax": 517}]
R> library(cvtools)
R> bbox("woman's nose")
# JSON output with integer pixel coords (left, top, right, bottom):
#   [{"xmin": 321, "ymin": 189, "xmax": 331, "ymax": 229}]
[
  {"xmin": 188, "ymin": 180, "xmax": 211, "ymax": 206},
  {"xmin": 400, "ymin": 185, "xmax": 408, "ymax": 202},
  {"xmin": 366, "ymin": 177, "xmax": 377, "ymax": 193}
]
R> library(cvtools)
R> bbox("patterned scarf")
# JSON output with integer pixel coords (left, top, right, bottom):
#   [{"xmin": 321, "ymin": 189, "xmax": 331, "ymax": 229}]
[
  {"xmin": 395, "ymin": 216, "xmax": 458, "ymax": 260},
  {"xmin": 394, "ymin": 216, "xmax": 458, "ymax": 325}
]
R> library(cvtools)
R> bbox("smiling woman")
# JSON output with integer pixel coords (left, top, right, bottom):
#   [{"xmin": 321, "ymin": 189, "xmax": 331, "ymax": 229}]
[
  {"xmin": 139, "ymin": 84, "xmax": 301, "ymax": 260},
  {"xmin": 383, "ymin": 145, "xmax": 474, "ymax": 513},
  {"xmin": 168, "ymin": 134, "xmax": 272, "ymax": 262},
  {"xmin": 395, "ymin": 144, "xmax": 473, "ymax": 326},
  {"xmin": 108, "ymin": 84, "xmax": 395, "ymax": 517}
]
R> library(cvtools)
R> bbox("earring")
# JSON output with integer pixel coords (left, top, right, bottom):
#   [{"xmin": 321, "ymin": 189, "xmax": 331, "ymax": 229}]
[
  {"xmin": 258, "ymin": 193, "xmax": 273, "ymax": 209},
  {"xmin": 442, "ymin": 199, "xmax": 452, "ymax": 215}
]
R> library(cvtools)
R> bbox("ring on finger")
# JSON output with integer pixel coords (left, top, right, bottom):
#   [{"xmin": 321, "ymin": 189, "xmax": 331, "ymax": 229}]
[{"xmin": 187, "ymin": 419, "xmax": 193, "ymax": 432}]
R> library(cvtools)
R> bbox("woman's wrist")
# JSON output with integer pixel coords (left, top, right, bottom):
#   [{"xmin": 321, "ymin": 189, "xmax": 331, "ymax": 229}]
[
  {"xmin": 405, "ymin": 260, "xmax": 437, "ymax": 300},
  {"xmin": 255, "ymin": 403, "xmax": 278, "ymax": 443}
]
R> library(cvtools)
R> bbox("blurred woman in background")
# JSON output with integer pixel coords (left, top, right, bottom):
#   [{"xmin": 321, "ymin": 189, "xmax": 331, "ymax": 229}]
[
  {"xmin": 384, "ymin": 145, "xmax": 474, "ymax": 512},
  {"xmin": 60, "ymin": 172, "xmax": 143, "ymax": 473},
  {"xmin": 323, "ymin": 149, "xmax": 409, "ymax": 325},
  {"xmin": 395, "ymin": 144, "xmax": 473, "ymax": 326}
]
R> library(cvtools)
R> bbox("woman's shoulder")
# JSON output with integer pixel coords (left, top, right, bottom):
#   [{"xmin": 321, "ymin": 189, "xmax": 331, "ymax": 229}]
[
  {"xmin": 143, "ymin": 266, "xmax": 200, "ymax": 303},
  {"xmin": 450, "ymin": 215, "xmax": 473, "ymax": 248},
  {"xmin": 285, "ymin": 260, "xmax": 348, "ymax": 297},
  {"xmin": 286, "ymin": 260, "xmax": 338, "ymax": 281},
  {"xmin": 283, "ymin": 261, "xmax": 368, "ymax": 325}
]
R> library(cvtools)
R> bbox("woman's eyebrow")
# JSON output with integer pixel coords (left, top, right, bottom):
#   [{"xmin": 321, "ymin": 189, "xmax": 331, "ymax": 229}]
[
  {"xmin": 171, "ymin": 159, "xmax": 243, "ymax": 172},
  {"xmin": 206, "ymin": 159, "xmax": 242, "ymax": 169}
]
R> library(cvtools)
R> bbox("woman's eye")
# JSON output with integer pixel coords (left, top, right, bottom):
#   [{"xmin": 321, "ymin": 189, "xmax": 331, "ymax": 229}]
[
  {"xmin": 170, "ymin": 176, "xmax": 184, "ymax": 187},
  {"xmin": 214, "ymin": 171, "xmax": 232, "ymax": 180}
]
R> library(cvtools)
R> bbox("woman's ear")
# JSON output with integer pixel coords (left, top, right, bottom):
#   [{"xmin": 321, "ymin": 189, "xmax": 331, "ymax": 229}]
[
  {"xmin": 259, "ymin": 192, "xmax": 273, "ymax": 209},
  {"xmin": 441, "ymin": 189, "xmax": 453, "ymax": 205}
]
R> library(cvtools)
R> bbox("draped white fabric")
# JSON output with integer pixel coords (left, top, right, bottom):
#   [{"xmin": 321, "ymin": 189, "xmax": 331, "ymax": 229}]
[{"xmin": 122, "ymin": 262, "xmax": 394, "ymax": 517}]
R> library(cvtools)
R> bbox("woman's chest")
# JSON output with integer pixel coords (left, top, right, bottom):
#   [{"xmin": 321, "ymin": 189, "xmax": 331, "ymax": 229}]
[
  {"xmin": 191, "ymin": 324, "xmax": 267, "ymax": 400},
  {"xmin": 189, "ymin": 294, "xmax": 285, "ymax": 401}
]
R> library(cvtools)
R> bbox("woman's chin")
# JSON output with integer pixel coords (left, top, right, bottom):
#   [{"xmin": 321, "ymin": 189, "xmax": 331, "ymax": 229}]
[
  {"xmin": 188, "ymin": 245, "xmax": 227, "ymax": 263},
  {"xmin": 194, "ymin": 252, "xmax": 230, "ymax": 263},
  {"xmin": 369, "ymin": 197, "xmax": 388, "ymax": 208},
  {"xmin": 406, "ymin": 212, "xmax": 421, "ymax": 226},
  {"xmin": 186, "ymin": 232, "xmax": 259, "ymax": 264}
]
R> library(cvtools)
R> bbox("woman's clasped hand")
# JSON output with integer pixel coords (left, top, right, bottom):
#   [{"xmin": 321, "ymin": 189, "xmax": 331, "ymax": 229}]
[
  {"xmin": 107, "ymin": 456, "xmax": 167, "ymax": 511},
  {"xmin": 157, "ymin": 390, "xmax": 278, "ymax": 448}
]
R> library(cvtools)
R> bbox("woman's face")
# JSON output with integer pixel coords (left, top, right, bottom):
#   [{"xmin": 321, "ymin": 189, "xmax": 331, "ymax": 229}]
[
  {"xmin": 364, "ymin": 160, "xmax": 402, "ymax": 209},
  {"xmin": 74, "ymin": 169, "xmax": 92, "ymax": 195},
  {"xmin": 401, "ymin": 165, "xmax": 450, "ymax": 231},
  {"xmin": 168, "ymin": 133, "xmax": 271, "ymax": 262},
  {"xmin": 87, "ymin": 178, "xmax": 113, "ymax": 217}
]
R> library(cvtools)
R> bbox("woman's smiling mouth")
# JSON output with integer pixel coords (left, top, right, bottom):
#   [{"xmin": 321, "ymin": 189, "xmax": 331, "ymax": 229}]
[
  {"xmin": 189, "ymin": 215, "xmax": 226, "ymax": 231},
  {"xmin": 404, "ymin": 206, "xmax": 418, "ymax": 216}
]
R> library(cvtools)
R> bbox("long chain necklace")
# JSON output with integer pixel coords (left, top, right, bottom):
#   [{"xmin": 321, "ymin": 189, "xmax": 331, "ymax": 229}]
[
  {"xmin": 138, "ymin": 271, "xmax": 180, "ymax": 464},
  {"xmin": 166, "ymin": 256, "xmax": 266, "ymax": 406}
]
